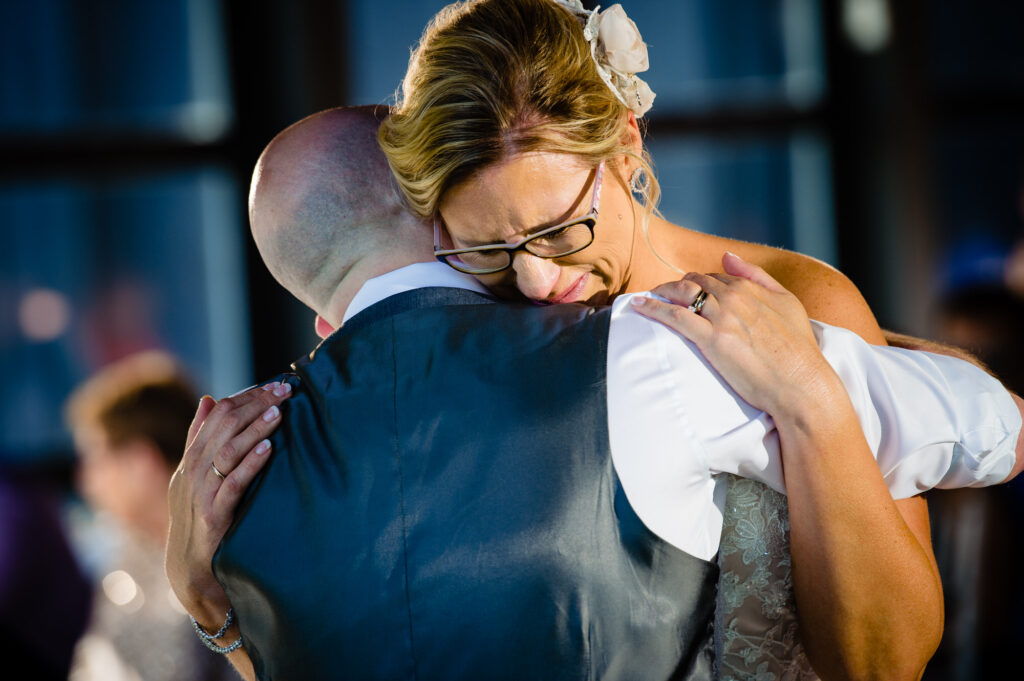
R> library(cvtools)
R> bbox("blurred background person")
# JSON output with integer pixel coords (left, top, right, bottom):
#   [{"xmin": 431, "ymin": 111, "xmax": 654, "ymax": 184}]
[{"xmin": 64, "ymin": 351, "xmax": 233, "ymax": 681}]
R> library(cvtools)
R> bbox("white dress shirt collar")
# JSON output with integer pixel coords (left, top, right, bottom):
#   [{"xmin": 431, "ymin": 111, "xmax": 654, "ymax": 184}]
[{"xmin": 342, "ymin": 262, "xmax": 491, "ymax": 323}]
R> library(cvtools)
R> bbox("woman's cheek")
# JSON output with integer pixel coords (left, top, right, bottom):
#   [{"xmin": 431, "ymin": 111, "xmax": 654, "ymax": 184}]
[{"xmin": 478, "ymin": 274, "xmax": 529, "ymax": 302}]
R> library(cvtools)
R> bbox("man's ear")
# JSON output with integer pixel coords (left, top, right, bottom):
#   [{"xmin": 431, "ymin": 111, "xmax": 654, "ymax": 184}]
[{"xmin": 315, "ymin": 315, "xmax": 336, "ymax": 339}]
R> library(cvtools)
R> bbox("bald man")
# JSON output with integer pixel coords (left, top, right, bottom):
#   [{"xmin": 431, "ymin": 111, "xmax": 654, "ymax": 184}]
[{"xmin": 167, "ymin": 107, "xmax": 1023, "ymax": 681}]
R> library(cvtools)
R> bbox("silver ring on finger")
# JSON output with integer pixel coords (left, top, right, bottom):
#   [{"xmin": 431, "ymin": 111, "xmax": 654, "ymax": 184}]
[
  {"xmin": 211, "ymin": 461, "xmax": 227, "ymax": 480},
  {"xmin": 688, "ymin": 289, "xmax": 709, "ymax": 316}
]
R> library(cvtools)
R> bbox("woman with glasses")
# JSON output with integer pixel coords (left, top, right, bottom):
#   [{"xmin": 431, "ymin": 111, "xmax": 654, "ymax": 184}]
[{"xmin": 376, "ymin": 1, "xmax": 968, "ymax": 679}]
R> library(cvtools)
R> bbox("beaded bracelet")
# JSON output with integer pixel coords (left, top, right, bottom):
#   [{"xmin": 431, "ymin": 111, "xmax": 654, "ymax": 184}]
[{"xmin": 190, "ymin": 608, "xmax": 243, "ymax": 654}]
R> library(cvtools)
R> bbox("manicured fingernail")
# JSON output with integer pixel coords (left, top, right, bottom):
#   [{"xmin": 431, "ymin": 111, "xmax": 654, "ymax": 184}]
[
  {"xmin": 262, "ymin": 382, "xmax": 279, "ymax": 391},
  {"xmin": 631, "ymin": 296, "xmax": 647, "ymax": 308},
  {"xmin": 725, "ymin": 251, "xmax": 739, "ymax": 259},
  {"xmin": 255, "ymin": 439, "xmax": 271, "ymax": 454},
  {"xmin": 273, "ymin": 383, "xmax": 291, "ymax": 397},
  {"xmin": 263, "ymin": 405, "xmax": 280, "ymax": 422}
]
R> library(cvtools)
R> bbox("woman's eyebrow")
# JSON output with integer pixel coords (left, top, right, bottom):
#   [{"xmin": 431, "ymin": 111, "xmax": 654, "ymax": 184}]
[
  {"xmin": 447, "ymin": 226, "xmax": 505, "ymax": 248},
  {"xmin": 451, "ymin": 207, "xmax": 582, "ymax": 247},
  {"xmin": 518, "ymin": 174, "xmax": 594, "ymax": 237},
  {"xmin": 449, "ymin": 169, "xmax": 596, "ymax": 246},
  {"xmin": 523, "ymin": 207, "xmax": 585, "ymax": 235},
  {"xmin": 482, "ymin": 208, "xmax": 589, "ymax": 246}
]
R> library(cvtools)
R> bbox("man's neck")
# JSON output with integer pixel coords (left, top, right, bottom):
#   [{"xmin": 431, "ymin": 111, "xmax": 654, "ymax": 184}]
[
  {"xmin": 322, "ymin": 256, "xmax": 423, "ymax": 327},
  {"xmin": 336, "ymin": 262, "xmax": 489, "ymax": 325}
]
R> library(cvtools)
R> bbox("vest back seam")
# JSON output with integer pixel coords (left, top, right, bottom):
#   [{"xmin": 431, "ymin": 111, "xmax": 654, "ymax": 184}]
[{"xmin": 391, "ymin": 315, "xmax": 420, "ymax": 680}]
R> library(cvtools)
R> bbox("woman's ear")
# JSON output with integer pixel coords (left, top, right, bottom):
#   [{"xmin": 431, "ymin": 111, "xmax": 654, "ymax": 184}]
[
  {"xmin": 624, "ymin": 111, "xmax": 643, "ymax": 154},
  {"xmin": 616, "ymin": 111, "xmax": 644, "ymax": 181}
]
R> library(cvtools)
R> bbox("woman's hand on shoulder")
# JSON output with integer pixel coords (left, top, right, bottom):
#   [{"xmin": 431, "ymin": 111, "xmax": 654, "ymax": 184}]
[{"xmin": 631, "ymin": 252, "xmax": 843, "ymax": 419}]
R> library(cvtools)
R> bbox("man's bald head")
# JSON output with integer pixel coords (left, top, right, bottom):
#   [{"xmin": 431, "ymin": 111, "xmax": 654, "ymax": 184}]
[{"xmin": 249, "ymin": 106, "xmax": 431, "ymax": 322}]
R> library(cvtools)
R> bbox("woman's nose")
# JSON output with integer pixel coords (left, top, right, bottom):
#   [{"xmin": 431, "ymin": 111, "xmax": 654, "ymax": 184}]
[{"xmin": 512, "ymin": 252, "xmax": 561, "ymax": 300}]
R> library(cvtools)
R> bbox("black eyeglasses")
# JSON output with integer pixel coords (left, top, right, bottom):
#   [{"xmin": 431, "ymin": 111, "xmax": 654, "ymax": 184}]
[{"xmin": 433, "ymin": 162, "xmax": 605, "ymax": 275}]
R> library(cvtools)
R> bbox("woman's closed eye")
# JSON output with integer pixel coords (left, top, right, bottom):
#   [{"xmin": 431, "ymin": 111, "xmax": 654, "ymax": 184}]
[{"xmin": 531, "ymin": 225, "xmax": 573, "ymax": 245}]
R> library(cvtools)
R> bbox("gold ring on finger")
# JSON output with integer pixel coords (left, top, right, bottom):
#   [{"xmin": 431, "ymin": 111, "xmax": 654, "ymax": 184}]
[{"xmin": 211, "ymin": 461, "xmax": 227, "ymax": 480}]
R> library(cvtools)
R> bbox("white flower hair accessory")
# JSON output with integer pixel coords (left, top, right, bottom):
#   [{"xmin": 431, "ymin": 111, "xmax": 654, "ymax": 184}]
[{"xmin": 552, "ymin": 1, "xmax": 655, "ymax": 117}]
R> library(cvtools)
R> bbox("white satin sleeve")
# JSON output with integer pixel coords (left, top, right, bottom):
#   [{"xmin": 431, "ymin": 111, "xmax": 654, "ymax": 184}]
[
  {"xmin": 606, "ymin": 294, "xmax": 1022, "ymax": 559},
  {"xmin": 606, "ymin": 293, "xmax": 781, "ymax": 560},
  {"xmin": 814, "ymin": 321, "xmax": 1021, "ymax": 498}
]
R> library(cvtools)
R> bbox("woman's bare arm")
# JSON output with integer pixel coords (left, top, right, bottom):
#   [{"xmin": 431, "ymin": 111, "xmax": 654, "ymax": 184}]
[
  {"xmin": 770, "ymin": 255, "xmax": 944, "ymax": 681},
  {"xmin": 636, "ymin": 252, "xmax": 942, "ymax": 681}
]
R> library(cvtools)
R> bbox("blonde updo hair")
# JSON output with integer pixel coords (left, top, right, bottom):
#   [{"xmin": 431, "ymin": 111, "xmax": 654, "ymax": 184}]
[{"xmin": 378, "ymin": 0, "xmax": 660, "ymax": 224}]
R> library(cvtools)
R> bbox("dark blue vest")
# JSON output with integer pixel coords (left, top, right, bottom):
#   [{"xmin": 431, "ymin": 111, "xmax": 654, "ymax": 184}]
[{"xmin": 214, "ymin": 287, "xmax": 718, "ymax": 680}]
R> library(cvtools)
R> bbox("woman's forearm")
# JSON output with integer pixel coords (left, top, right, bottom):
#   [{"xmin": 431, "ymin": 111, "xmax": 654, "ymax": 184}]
[
  {"xmin": 776, "ymin": 379, "xmax": 942, "ymax": 681},
  {"xmin": 634, "ymin": 256, "xmax": 945, "ymax": 679},
  {"xmin": 189, "ymin": 601, "xmax": 257, "ymax": 681}
]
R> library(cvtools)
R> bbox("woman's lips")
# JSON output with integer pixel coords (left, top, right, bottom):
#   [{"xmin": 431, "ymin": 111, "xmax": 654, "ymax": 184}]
[{"xmin": 547, "ymin": 274, "xmax": 588, "ymax": 304}]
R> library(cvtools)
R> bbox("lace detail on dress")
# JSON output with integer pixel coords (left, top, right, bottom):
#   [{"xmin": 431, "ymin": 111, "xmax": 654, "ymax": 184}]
[{"xmin": 715, "ymin": 474, "xmax": 818, "ymax": 681}]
